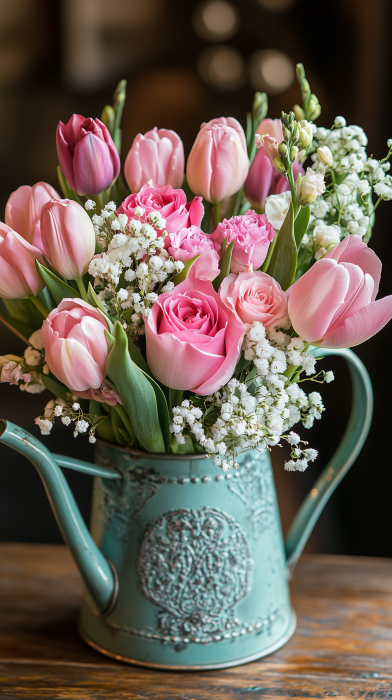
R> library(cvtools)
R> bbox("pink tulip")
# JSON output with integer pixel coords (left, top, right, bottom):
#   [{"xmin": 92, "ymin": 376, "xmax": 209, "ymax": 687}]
[
  {"xmin": 245, "ymin": 149, "xmax": 304, "ymax": 211},
  {"xmin": 118, "ymin": 183, "xmax": 204, "ymax": 234},
  {"xmin": 145, "ymin": 276, "xmax": 245, "ymax": 395},
  {"xmin": 0, "ymin": 224, "xmax": 45, "ymax": 299},
  {"xmin": 40, "ymin": 199, "xmax": 96, "ymax": 280},
  {"xmin": 186, "ymin": 117, "xmax": 249, "ymax": 204},
  {"xmin": 42, "ymin": 298, "xmax": 110, "ymax": 392},
  {"xmin": 288, "ymin": 235, "xmax": 392, "ymax": 348},
  {"xmin": 5, "ymin": 182, "xmax": 60, "ymax": 251},
  {"xmin": 124, "ymin": 127, "xmax": 185, "ymax": 192},
  {"xmin": 56, "ymin": 115, "xmax": 120, "ymax": 195}
]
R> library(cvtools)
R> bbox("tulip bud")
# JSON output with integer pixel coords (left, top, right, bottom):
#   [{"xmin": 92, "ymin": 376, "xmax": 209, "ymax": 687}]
[
  {"xmin": 0, "ymin": 224, "xmax": 45, "ymax": 299},
  {"xmin": 40, "ymin": 199, "xmax": 96, "ymax": 280},
  {"xmin": 290, "ymin": 146, "xmax": 298, "ymax": 161},
  {"xmin": 293, "ymin": 104, "xmax": 305, "ymax": 121},
  {"xmin": 5, "ymin": 182, "xmax": 60, "ymax": 249},
  {"xmin": 187, "ymin": 117, "xmax": 249, "ymax": 204},
  {"xmin": 317, "ymin": 146, "xmax": 334, "ymax": 168},
  {"xmin": 124, "ymin": 127, "xmax": 185, "ymax": 192},
  {"xmin": 296, "ymin": 168, "xmax": 325, "ymax": 206},
  {"xmin": 278, "ymin": 142, "xmax": 288, "ymax": 158},
  {"xmin": 56, "ymin": 115, "xmax": 120, "ymax": 195},
  {"xmin": 244, "ymin": 149, "xmax": 274, "ymax": 211}
]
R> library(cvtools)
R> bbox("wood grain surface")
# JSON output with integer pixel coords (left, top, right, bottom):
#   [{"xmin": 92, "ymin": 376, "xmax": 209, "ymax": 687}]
[{"xmin": 0, "ymin": 544, "xmax": 392, "ymax": 699}]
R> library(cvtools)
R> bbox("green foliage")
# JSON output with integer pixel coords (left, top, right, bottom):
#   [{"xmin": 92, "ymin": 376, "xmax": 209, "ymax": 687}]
[
  {"xmin": 106, "ymin": 321, "xmax": 165, "ymax": 453},
  {"xmin": 267, "ymin": 204, "xmax": 297, "ymax": 291},
  {"xmin": 212, "ymin": 238, "xmax": 235, "ymax": 292},
  {"xmin": 89, "ymin": 400, "xmax": 117, "ymax": 443},
  {"xmin": 0, "ymin": 306, "xmax": 36, "ymax": 344},
  {"xmin": 57, "ymin": 166, "xmax": 83, "ymax": 204},
  {"xmin": 41, "ymin": 374, "xmax": 69, "ymax": 401},
  {"xmin": 172, "ymin": 255, "xmax": 201, "ymax": 286},
  {"xmin": 36, "ymin": 262, "xmax": 79, "ymax": 305},
  {"xmin": 294, "ymin": 206, "xmax": 311, "ymax": 248}
]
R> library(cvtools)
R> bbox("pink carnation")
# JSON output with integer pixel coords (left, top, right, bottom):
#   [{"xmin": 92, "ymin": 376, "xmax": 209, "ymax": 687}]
[
  {"xmin": 77, "ymin": 379, "xmax": 123, "ymax": 407},
  {"xmin": 117, "ymin": 183, "xmax": 204, "ymax": 234},
  {"xmin": 211, "ymin": 212, "xmax": 275, "ymax": 273},
  {"xmin": 165, "ymin": 226, "xmax": 220, "ymax": 281}
]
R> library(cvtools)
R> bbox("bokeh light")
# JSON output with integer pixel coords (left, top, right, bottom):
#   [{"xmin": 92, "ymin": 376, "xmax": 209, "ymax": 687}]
[
  {"xmin": 197, "ymin": 45, "xmax": 245, "ymax": 91},
  {"xmin": 249, "ymin": 49, "xmax": 294, "ymax": 94},
  {"xmin": 193, "ymin": 0, "xmax": 239, "ymax": 42}
]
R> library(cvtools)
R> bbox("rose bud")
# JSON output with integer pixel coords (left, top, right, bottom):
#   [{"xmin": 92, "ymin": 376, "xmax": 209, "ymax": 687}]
[
  {"xmin": 0, "ymin": 224, "xmax": 45, "ymax": 298},
  {"xmin": 41, "ymin": 298, "xmax": 110, "ymax": 392},
  {"xmin": 288, "ymin": 235, "xmax": 392, "ymax": 348},
  {"xmin": 186, "ymin": 117, "xmax": 249, "ymax": 204},
  {"xmin": 40, "ymin": 199, "xmax": 96, "ymax": 281},
  {"xmin": 5, "ymin": 182, "xmax": 60, "ymax": 251},
  {"xmin": 124, "ymin": 127, "xmax": 185, "ymax": 192},
  {"xmin": 56, "ymin": 115, "xmax": 120, "ymax": 195}
]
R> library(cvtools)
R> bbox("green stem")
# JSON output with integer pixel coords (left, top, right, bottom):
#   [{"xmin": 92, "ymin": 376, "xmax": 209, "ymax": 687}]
[
  {"xmin": 28, "ymin": 294, "xmax": 49, "ymax": 319},
  {"xmin": 76, "ymin": 278, "xmax": 89, "ymax": 303},
  {"xmin": 260, "ymin": 236, "xmax": 276, "ymax": 272},
  {"xmin": 214, "ymin": 202, "xmax": 221, "ymax": 228},
  {"xmin": 112, "ymin": 404, "xmax": 135, "ymax": 443}
]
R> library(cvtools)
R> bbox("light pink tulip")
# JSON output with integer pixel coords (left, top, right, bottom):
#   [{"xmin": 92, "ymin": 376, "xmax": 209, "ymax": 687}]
[
  {"xmin": 164, "ymin": 226, "xmax": 220, "ymax": 281},
  {"xmin": 186, "ymin": 117, "xmax": 249, "ymax": 204},
  {"xmin": 220, "ymin": 271, "xmax": 288, "ymax": 328},
  {"xmin": 56, "ymin": 115, "xmax": 120, "ymax": 195},
  {"xmin": 288, "ymin": 235, "xmax": 392, "ymax": 348},
  {"xmin": 0, "ymin": 224, "xmax": 45, "ymax": 298},
  {"xmin": 118, "ymin": 184, "xmax": 204, "ymax": 234},
  {"xmin": 124, "ymin": 127, "xmax": 185, "ymax": 192},
  {"xmin": 42, "ymin": 298, "xmax": 110, "ymax": 392},
  {"xmin": 5, "ymin": 182, "xmax": 60, "ymax": 250},
  {"xmin": 211, "ymin": 211, "xmax": 275, "ymax": 273},
  {"xmin": 145, "ymin": 276, "xmax": 245, "ymax": 395},
  {"xmin": 40, "ymin": 199, "xmax": 96, "ymax": 280}
]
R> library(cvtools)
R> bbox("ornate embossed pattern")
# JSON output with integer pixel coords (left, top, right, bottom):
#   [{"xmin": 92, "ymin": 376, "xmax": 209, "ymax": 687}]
[
  {"xmin": 228, "ymin": 451, "xmax": 275, "ymax": 539},
  {"xmin": 137, "ymin": 507, "xmax": 254, "ymax": 644},
  {"xmin": 98, "ymin": 467, "xmax": 159, "ymax": 539}
]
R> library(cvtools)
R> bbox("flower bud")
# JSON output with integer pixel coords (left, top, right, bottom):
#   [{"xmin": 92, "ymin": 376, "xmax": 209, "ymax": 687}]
[
  {"xmin": 297, "ymin": 122, "xmax": 313, "ymax": 150},
  {"xmin": 0, "ymin": 224, "xmax": 45, "ymax": 298},
  {"xmin": 282, "ymin": 125, "xmax": 290, "ymax": 142},
  {"xmin": 281, "ymin": 111, "xmax": 289, "ymax": 126},
  {"xmin": 5, "ymin": 182, "xmax": 60, "ymax": 250},
  {"xmin": 278, "ymin": 142, "xmax": 288, "ymax": 157},
  {"xmin": 255, "ymin": 133, "xmax": 280, "ymax": 164},
  {"xmin": 293, "ymin": 104, "xmax": 305, "ymax": 121},
  {"xmin": 252, "ymin": 91, "xmax": 268, "ymax": 125},
  {"xmin": 100, "ymin": 105, "xmax": 115, "ymax": 133},
  {"xmin": 307, "ymin": 95, "xmax": 321, "ymax": 121},
  {"xmin": 317, "ymin": 146, "xmax": 333, "ymax": 168},
  {"xmin": 125, "ymin": 127, "xmax": 185, "ymax": 192},
  {"xmin": 292, "ymin": 126, "xmax": 300, "ymax": 144},
  {"xmin": 273, "ymin": 157, "xmax": 286, "ymax": 175},
  {"xmin": 290, "ymin": 146, "xmax": 298, "ymax": 161},
  {"xmin": 40, "ymin": 199, "xmax": 96, "ymax": 280},
  {"xmin": 296, "ymin": 168, "xmax": 325, "ymax": 206}
]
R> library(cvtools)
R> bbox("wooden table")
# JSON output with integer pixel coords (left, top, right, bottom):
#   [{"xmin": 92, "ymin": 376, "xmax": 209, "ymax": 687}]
[{"xmin": 0, "ymin": 545, "xmax": 392, "ymax": 699}]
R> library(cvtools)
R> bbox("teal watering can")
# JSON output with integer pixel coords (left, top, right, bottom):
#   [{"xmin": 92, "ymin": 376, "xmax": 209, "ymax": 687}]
[{"xmin": 0, "ymin": 348, "xmax": 372, "ymax": 669}]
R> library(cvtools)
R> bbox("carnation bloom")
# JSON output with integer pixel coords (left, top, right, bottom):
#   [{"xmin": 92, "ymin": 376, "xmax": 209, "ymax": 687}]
[
  {"xmin": 288, "ymin": 235, "xmax": 392, "ymax": 348},
  {"xmin": 220, "ymin": 271, "xmax": 288, "ymax": 328},
  {"xmin": 117, "ymin": 183, "xmax": 204, "ymax": 234},
  {"xmin": 211, "ymin": 211, "xmax": 275, "ymax": 273},
  {"xmin": 164, "ymin": 226, "xmax": 220, "ymax": 281},
  {"xmin": 144, "ymin": 276, "xmax": 245, "ymax": 395}
]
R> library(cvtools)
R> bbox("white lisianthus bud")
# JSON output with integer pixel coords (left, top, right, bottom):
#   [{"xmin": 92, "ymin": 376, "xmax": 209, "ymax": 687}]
[
  {"xmin": 334, "ymin": 116, "xmax": 346, "ymax": 128},
  {"xmin": 313, "ymin": 223, "xmax": 340, "ymax": 254},
  {"xmin": 296, "ymin": 168, "xmax": 325, "ymax": 206},
  {"xmin": 317, "ymin": 146, "xmax": 333, "ymax": 168},
  {"xmin": 264, "ymin": 190, "xmax": 291, "ymax": 230}
]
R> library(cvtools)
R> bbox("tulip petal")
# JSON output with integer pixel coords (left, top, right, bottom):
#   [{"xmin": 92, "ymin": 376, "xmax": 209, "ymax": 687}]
[
  {"xmin": 186, "ymin": 129, "xmax": 213, "ymax": 201},
  {"xmin": 288, "ymin": 258, "xmax": 350, "ymax": 342},
  {"xmin": 319, "ymin": 295, "xmax": 392, "ymax": 348},
  {"xmin": 73, "ymin": 133, "xmax": 114, "ymax": 195},
  {"xmin": 325, "ymin": 234, "xmax": 381, "ymax": 300}
]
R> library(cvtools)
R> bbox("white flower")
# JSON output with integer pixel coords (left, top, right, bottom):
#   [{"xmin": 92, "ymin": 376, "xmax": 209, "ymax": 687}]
[
  {"xmin": 303, "ymin": 448, "xmax": 318, "ymax": 461},
  {"xmin": 325, "ymin": 371, "xmax": 334, "ymax": 383},
  {"xmin": 75, "ymin": 420, "xmax": 89, "ymax": 433},
  {"xmin": 296, "ymin": 168, "xmax": 325, "ymax": 206},
  {"xmin": 334, "ymin": 116, "xmax": 346, "ymax": 128},
  {"xmin": 28, "ymin": 330, "xmax": 43, "ymax": 350},
  {"xmin": 24, "ymin": 347, "xmax": 42, "ymax": 366},
  {"xmin": 54, "ymin": 405, "xmax": 63, "ymax": 417},
  {"xmin": 85, "ymin": 199, "xmax": 96, "ymax": 210},
  {"xmin": 61, "ymin": 416, "xmax": 71, "ymax": 426},
  {"xmin": 134, "ymin": 206, "xmax": 145, "ymax": 217},
  {"xmin": 35, "ymin": 418, "xmax": 53, "ymax": 435},
  {"xmin": 317, "ymin": 146, "xmax": 333, "ymax": 167},
  {"xmin": 89, "ymin": 435, "xmax": 97, "ymax": 444},
  {"xmin": 313, "ymin": 223, "xmax": 340, "ymax": 251},
  {"xmin": 72, "ymin": 402, "xmax": 80, "ymax": 410},
  {"xmin": 287, "ymin": 431, "xmax": 300, "ymax": 445},
  {"xmin": 374, "ymin": 182, "xmax": 392, "ymax": 200},
  {"xmin": 161, "ymin": 281, "xmax": 174, "ymax": 293},
  {"xmin": 265, "ymin": 190, "xmax": 291, "ymax": 230}
]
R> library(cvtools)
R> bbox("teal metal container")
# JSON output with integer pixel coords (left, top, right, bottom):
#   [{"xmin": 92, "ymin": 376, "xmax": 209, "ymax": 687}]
[{"xmin": 0, "ymin": 348, "xmax": 373, "ymax": 669}]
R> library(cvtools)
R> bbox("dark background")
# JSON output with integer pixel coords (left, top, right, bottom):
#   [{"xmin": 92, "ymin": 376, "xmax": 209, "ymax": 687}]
[{"xmin": 0, "ymin": 0, "xmax": 390, "ymax": 556}]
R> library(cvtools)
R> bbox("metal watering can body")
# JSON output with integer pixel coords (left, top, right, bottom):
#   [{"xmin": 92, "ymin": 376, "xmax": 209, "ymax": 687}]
[{"xmin": 0, "ymin": 349, "xmax": 373, "ymax": 669}]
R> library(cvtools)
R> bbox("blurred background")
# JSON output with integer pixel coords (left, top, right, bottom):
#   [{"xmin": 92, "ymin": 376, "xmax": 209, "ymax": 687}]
[{"xmin": 0, "ymin": 0, "xmax": 391, "ymax": 556}]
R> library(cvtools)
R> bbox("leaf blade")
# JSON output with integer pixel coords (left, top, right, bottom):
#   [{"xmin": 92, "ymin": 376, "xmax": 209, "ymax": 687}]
[
  {"xmin": 267, "ymin": 204, "xmax": 297, "ymax": 291},
  {"xmin": 36, "ymin": 262, "xmax": 80, "ymax": 305}
]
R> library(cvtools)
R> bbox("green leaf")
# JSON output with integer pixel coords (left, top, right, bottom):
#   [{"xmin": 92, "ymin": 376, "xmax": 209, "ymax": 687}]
[
  {"xmin": 212, "ymin": 239, "xmax": 235, "ymax": 292},
  {"xmin": 87, "ymin": 283, "xmax": 114, "ymax": 332},
  {"xmin": 172, "ymin": 255, "xmax": 201, "ymax": 286},
  {"xmin": 57, "ymin": 166, "xmax": 82, "ymax": 204},
  {"xmin": 0, "ymin": 307, "xmax": 36, "ymax": 344},
  {"xmin": 294, "ymin": 206, "xmax": 311, "ymax": 248},
  {"xmin": 40, "ymin": 374, "xmax": 69, "ymax": 401},
  {"xmin": 170, "ymin": 435, "xmax": 195, "ymax": 454},
  {"xmin": 106, "ymin": 321, "xmax": 165, "ymax": 453},
  {"xmin": 111, "ymin": 405, "xmax": 135, "ymax": 446},
  {"xmin": 260, "ymin": 236, "xmax": 276, "ymax": 273},
  {"xmin": 89, "ymin": 400, "xmax": 117, "ymax": 443},
  {"xmin": 127, "ymin": 337, "xmax": 152, "ymax": 377},
  {"xmin": 140, "ymin": 370, "xmax": 171, "ymax": 450},
  {"xmin": 2, "ymin": 298, "xmax": 43, "ymax": 327},
  {"xmin": 36, "ymin": 262, "xmax": 80, "ymax": 305},
  {"xmin": 267, "ymin": 203, "xmax": 297, "ymax": 291}
]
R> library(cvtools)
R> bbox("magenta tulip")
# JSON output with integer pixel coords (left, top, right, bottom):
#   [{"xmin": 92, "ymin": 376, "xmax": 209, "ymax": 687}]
[
  {"xmin": 42, "ymin": 298, "xmax": 110, "ymax": 392},
  {"xmin": 0, "ymin": 224, "xmax": 45, "ymax": 298},
  {"xmin": 124, "ymin": 127, "xmax": 185, "ymax": 192},
  {"xmin": 56, "ymin": 115, "xmax": 120, "ymax": 195},
  {"xmin": 5, "ymin": 182, "xmax": 60, "ymax": 250},
  {"xmin": 145, "ymin": 276, "xmax": 245, "ymax": 395},
  {"xmin": 40, "ymin": 199, "xmax": 96, "ymax": 280},
  {"xmin": 288, "ymin": 235, "xmax": 392, "ymax": 348},
  {"xmin": 186, "ymin": 117, "xmax": 249, "ymax": 204}
]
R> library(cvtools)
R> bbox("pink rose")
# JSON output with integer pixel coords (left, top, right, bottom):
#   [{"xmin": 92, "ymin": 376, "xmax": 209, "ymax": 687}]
[
  {"xmin": 42, "ymin": 298, "xmax": 110, "ymax": 392},
  {"xmin": 117, "ymin": 183, "xmax": 204, "ymax": 234},
  {"xmin": 220, "ymin": 272, "xmax": 288, "ymax": 328},
  {"xmin": 164, "ymin": 226, "xmax": 220, "ymax": 281},
  {"xmin": 144, "ymin": 276, "xmax": 245, "ymax": 395},
  {"xmin": 211, "ymin": 212, "xmax": 275, "ymax": 273}
]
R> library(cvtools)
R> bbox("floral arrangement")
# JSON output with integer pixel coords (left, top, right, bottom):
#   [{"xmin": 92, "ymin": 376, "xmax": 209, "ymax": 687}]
[{"xmin": 1, "ymin": 66, "xmax": 392, "ymax": 473}]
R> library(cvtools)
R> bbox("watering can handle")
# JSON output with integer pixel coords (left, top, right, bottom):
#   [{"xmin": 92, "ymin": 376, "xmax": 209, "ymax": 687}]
[{"xmin": 284, "ymin": 348, "xmax": 373, "ymax": 578}]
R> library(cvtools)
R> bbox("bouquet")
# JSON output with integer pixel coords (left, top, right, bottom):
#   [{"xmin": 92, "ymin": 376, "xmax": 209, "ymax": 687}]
[{"xmin": 1, "ymin": 65, "xmax": 392, "ymax": 473}]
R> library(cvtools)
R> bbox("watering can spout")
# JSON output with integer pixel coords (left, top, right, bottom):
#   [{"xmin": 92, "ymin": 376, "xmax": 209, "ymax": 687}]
[{"xmin": 0, "ymin": 419, "xmax": 119, "ymax": 616}]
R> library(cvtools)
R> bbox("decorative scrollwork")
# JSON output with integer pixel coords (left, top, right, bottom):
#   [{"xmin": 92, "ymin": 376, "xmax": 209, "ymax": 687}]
[
  {"xmin": 137, "ymin": 507, "xmax": 253, "ymax": 643},
  {"xmin": 228, "ymin": 452, "xmax": 275, "ymax": 539},
  {"xmin": 98, "ymin": 468, "xmax": 159, "ymax": 540}
]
